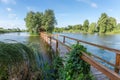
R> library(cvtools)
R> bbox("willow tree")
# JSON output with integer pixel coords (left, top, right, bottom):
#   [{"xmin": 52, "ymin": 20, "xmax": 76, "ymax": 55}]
[
  {"xmin": 42, "ymin": 9, "xmax": 57, "ymax": 33},
  {"xmin": 88, "ymin": 23, "xmax": 96, "ymax": 33},
  {"xmin": 97, "ymin": 13, "xmax": 117, "ymax": 33},
  {"xmin": 25, "ymin": 9, "xmax": 56, "ymax": 34},
  {"xmin": 24, "ymin": 11, "xmax": 43, "ymax": 34},
  {"xmin": 83, "ymin": 20, "xmax": 89, "ymax": 32}
]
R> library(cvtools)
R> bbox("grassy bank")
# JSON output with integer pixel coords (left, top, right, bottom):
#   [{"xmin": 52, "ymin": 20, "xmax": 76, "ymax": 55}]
[{"xmin": 0, "ymin": 28, "xmax": 26, "ymax": 33}]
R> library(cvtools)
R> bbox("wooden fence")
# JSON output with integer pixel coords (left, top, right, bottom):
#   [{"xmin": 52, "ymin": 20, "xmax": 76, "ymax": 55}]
[{"xmin": 40, "ymin": 32, "xmax": 120, "ymax": 80}]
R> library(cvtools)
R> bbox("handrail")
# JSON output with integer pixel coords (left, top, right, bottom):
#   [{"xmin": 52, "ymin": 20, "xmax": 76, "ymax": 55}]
[
  {"xmin": 59, "ymin": 35, "xmax": 120, "ymax": 54},
  {"xmin": 40, "ymin": 32, "xmax": 120, "ymax": 79},
  {"xmin": 81, "ymin": 52, "xmax": 120, "ymax": 80}
]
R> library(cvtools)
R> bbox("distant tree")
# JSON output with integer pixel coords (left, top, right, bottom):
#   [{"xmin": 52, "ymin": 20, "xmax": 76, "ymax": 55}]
[
  {"xmin": 67, "ymin": 25, "xmax": 73, "ymax": 30},
  {"xmin": 107, "ymin": 17, "xmax": 116, "ymax": 32},
  {"xmin": 116, "ymin": 23, "xmax": 120, "ymax": 29},
  {"xmin": 97, "ymin": 13, "xmax": 117, "ymax": 33},
  {"xmin": 97, "ymin": 13, "xmax": 108, "ymax": 33},
  {"xmin": 42, "ymin": 9, "xmax": 57, "ymax": 33},
  {"xmin": 24, "ymin": 9, "xmax": 56, "ymax": 34},
  {"xmin": 34, "ymin": 12, "xmax": 43, "ymax": 34},
  {"xmin": 72, "ymin": 24, "xmax": 81, "ymax": 30},
  {"xmin": 88, "ymin": 23, "xmax": 96, "ymax": 33},
  {"xmin": 83, "ymin": 20, "xmax": 89, "ymax": 32},
  {"xmin": 24, "ymin": 11, "xmax": 36, "ymax": 34}
]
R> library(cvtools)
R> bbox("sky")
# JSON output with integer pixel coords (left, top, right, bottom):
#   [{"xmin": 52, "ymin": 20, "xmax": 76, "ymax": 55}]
[{"xmin": 0, "ymin": 0, "xmax": 120, "ymax": 29}]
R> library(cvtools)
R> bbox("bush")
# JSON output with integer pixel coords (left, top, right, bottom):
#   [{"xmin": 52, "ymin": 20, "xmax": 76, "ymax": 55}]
[{"xmin": 52, "ymin": 44, "xmax": 94, "ymax": 80}]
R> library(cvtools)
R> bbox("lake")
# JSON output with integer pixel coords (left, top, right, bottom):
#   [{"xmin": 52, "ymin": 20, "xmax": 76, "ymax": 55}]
[
  {"xmin": 0, "ymin": 32, "xmax": 120, "ymax": 69},
  {"xmin": 0, "ymin": 32, "xmax": 53, "ymax": 65},
  {"xmin": 55, "ymin": 33, "xmax": 120, "ymax": 69}
]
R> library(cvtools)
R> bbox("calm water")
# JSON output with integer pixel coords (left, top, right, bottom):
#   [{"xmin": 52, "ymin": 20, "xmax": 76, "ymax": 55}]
[
  {"xmin": 1, "ymin": 32, "xmax": 120, "ymax": 69},
  {"xmin": 56, "ymin": 33, "xmax": 120, "ymax": 69},
  {"xmin": 0, "ymin": 32, "xmax": 52, "ymax": 64}
]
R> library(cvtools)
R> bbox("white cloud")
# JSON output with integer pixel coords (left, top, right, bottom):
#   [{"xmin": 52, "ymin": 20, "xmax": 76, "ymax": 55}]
[
  {"xmin": 0, "ymin": 0, "xmax": 16, "ymax": 4},
  {"xmin": 6, "ymin": 7, "xmax": 12, "ymax": 12},
  {"xmin": 91, "ymin": 3, "xmax": 97, "ymax": 8},
  {"xmin": 76, "ymin": 0, "xmax": 98, "ymax": 8}
]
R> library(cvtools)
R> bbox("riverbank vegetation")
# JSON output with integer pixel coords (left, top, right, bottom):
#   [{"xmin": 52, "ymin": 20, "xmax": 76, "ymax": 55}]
[
  {"xmin": 54, "ymin": 13, "xmax": 120, "ymax": 34},
  {"xmin": 52, "ymin": 44, "xmax": 94, "ymax": 80},
  {"xmin": 0, "ymin": 41, "xmax": 94, "ymax": 80},
  {"xmin": 0, "ymin": 27, "xmax": 25, "ymax": 33},
  {"xmin": 24, "ymin": 9, "xmax": 56, "ymax": 34}
]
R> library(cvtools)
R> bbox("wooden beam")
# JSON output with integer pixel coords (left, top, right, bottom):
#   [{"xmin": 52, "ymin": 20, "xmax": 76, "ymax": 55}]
[
  {"xmin": 60, "ymin": 35, "xmax": 120, "ymax": 54},
  {"xmin": 81, "ymin": 52, "xmax": 120, "ymax": 80},
  {"xmin": 115, "ymin": 54, "xmax": 120, "ymax": 73}
]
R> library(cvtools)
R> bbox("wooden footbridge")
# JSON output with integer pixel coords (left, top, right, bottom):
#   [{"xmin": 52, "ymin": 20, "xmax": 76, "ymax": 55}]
[{"xmin": 40, "ymin": 32, "xmax": 120, "ymax": 80}]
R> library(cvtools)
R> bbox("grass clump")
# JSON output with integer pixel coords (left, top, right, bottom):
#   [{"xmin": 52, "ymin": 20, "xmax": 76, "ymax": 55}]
[{"xmin": 0, "ymin": 42, "xmax": 37, "ymax": 80}]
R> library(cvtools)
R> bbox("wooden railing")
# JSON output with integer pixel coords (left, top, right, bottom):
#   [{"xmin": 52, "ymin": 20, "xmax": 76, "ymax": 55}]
[{"xmin": 40, "ymin": 32, "xmax": 120, "ymax": 80}]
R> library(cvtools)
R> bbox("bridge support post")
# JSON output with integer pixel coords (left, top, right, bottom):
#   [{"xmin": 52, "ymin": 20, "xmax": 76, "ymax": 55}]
[
  {"xmin": 50, "ymin": 37, "xmax": 51, "ymax": 46},
  {"xmin": 63, "ymin": 36, "xmax": 65, "ymax": 43},
  {"xmin": 115, "ymin": 53, "xmax": 120, "ymax": 73},
  {"xmin": 56, "ymin": 40, "xmax": 58, "ymax": 53}
]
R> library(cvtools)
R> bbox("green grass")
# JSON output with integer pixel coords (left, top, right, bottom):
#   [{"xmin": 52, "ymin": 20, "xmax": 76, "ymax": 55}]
[{"xmin": 0, "ymin": 42, "xmax": 37, "ymax": 80}]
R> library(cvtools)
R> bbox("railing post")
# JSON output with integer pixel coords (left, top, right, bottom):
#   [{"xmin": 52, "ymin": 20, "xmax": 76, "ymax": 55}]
[
  {"xmin": 115, "ymin": 53, "xmax": 120, "ymax": 73},
  {"xmin": 77, "ymin": 41, "xmax": 79, "ymax": 44},
  {"xmin": 63, "ymin": 36, "xmax": 65, "ymax": 43},
  {"xmin": 50, "ymin": 36, "xmax": 51, "ymax": 46},
  {"xmin": 56, "ymin": 40, "xmax": 58, "ymax": 52}
]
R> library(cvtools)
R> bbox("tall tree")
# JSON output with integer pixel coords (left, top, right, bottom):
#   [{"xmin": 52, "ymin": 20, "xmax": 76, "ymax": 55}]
[
  {"xmin": 83, "ymin": 20, "xmax": 89, "ymax": 32},
  {"xmin": 97, "ymin": 13, "xmax": 108, "ymax": 33},
  {"xmin": 24, "ymin": 11, "xmax": 36, "ymax": 34},
  {"xmin": 25, "ymin": 9, "xmax": 56, "ymax": 34},
  {"xmin": 88, "ymin": 23, "xmax": 96, "ymax": 33},
  {"xmin": 42, "ymin": 9, "xmax": 57, "ymax": 33},
  {"xmin": 107, "ymin": 17, "xmax": 116, "ymax": 32}
]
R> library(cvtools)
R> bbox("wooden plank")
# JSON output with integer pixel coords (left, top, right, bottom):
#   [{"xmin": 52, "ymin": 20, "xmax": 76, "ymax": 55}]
[
  {"xmin": 60, "ymin": 35, "xmax": 120, "ymax": 54},
  {"xmin": 63, "ymin": 36, "xmax": 65, "ymax": 43},
  {"xmin": 115, "ymin": 54, "xmax": 120, "ymax": 73},
  {"xmin": 56, "ymin": 40, "xmax": 58, "ymax": 52},
  {"xmin": 91, "ymin": 54, "xmax": 120, "ymax": 69},
  {"xmin": 81, "ymin": 52, "xmax": 120, "ymax": 80}
]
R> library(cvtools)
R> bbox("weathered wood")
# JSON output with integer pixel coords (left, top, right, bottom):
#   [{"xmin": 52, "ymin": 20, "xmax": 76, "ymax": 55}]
[
  {"xmin": 91, "ymin": 54, "xmax": 120, "ymax": 70},
  {"xmin": 60, "ymin": 35, "xmax": 120, "ymax": 54},
  {"xmin": 81, "ymin": 52, "xmax": 120, "ymax": 80},
  {"xmin": 63, "ymin": 36, "xmax": 65, "ymax": 43},
  {"xmin": 40, "ymin": 32, "xmax": 120, "ymax": 80},
  {"xmin": 115, "ymin": 54, "xmax": 120, "ymax": 73},
  {"xmin": 49, "ymin": 37, "xmax": 52, "ymax": 46},
  {"xmin": 56, "ymin": 40, "xmax": 58, "ymax": 52}
]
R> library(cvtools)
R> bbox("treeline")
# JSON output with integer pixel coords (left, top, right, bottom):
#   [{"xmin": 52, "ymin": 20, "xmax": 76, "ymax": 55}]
[
  {"xmin": 0, "ymin": 27, "xmax": 25, "ymax": 33},
  {"xmin": 54, "ymin": 13, "xmax": 120, "ymax": 34},
  {"xmin": 24, "ymin": 9, "xmax": 56, "ymax": 34}
]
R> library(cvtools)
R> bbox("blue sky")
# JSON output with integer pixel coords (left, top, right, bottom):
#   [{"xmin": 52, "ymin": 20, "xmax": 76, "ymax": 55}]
[{"xmin": 0, "ymin": 0, "xmax": 120, "ymax": 29}]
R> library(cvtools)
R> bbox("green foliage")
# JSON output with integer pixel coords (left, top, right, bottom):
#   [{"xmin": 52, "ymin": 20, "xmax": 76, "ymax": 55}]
[
  {"xmin": 52, "ymin": 44, "xmax": 94, "ymax": 80},
  {"xmin": 25, "ymin": 9, "xmax": 56, "ymax": 34},
  {"xmin": 88, "ymin": 23, "xmax": 96, "ymax": 33},
  {"xmin": 54, "ymin": 12, "xmax": 120, "ymax": 34},
  {"xmin": 0, "ymin": 28, "xmax": 23, "ymax": 33},
  {"xmin": 97, "ymin": 13, "xmax": 117, "ymax": 33},
  {"xmin": 0, "ymin": 42, "xmax": 37, "ymax": 79},
  {"xmin": 83, "ymin": 20, "xmax": 89, "ymax": 32}
]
